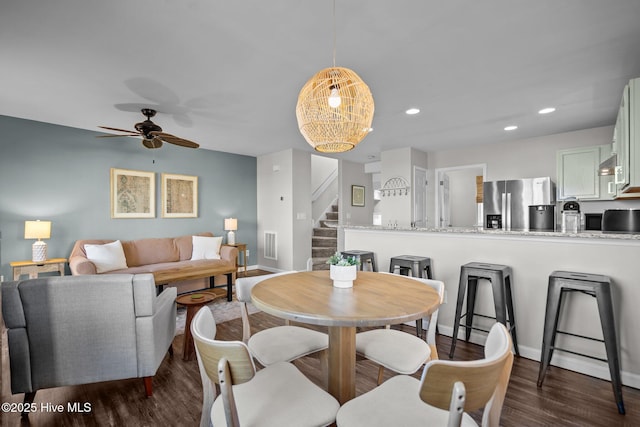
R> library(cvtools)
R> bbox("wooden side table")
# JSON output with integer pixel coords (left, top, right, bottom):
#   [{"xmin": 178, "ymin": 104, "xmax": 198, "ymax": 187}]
[
  {"xmin": 224, "ymin": 243, "xmax": 248, "ymax": 276},
  {"xmin": 176, "ymin": 292, "xmax": 219, "ymax": 361},
  {"xmin": 10, "ymin": 258, "xmax": 67, "ymax": 280}
]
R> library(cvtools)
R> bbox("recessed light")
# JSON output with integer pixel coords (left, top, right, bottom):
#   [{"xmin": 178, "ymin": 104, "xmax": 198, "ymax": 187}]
[
  {"xmin": 504, "ymin": 125, "xmax": 518, "ymax": 131},
  {"xmin": 538, "ymin": 107, "xmax": 556, "ymax": 114},
  {"xmin": 405, "ymin": 108, "xmax": 420, "ymax": 115}
]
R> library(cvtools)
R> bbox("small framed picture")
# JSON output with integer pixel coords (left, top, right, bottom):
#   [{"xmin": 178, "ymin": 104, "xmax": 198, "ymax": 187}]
[
  {"xmin": 110, "ymin": 168, "xmax": 155, "ymax": 219},
  {"xmin": 161, "ymin": 173, "xmax": 198, "ymax": 218},
  {"xmin": 351, "ymin": 185, "xmax": 365, "ymax": 207}
]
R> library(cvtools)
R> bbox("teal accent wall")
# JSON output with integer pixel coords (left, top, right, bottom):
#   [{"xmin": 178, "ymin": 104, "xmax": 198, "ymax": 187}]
[{"xmin": 0, "ymin": 115, "xmax": 257, "ymax": 280}]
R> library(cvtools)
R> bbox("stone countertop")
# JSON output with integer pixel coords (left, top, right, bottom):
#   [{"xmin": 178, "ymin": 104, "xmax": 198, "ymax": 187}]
[{"xmin": 343, "ymin": 225, "xmax": 640, "ymax": 240}]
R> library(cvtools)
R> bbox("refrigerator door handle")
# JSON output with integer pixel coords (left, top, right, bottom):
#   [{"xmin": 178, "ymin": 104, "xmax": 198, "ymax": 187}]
[
  {"xmin": 506, "ymin": 192, "xmax": 512, "ymax": 230},
  {"xmin": 501, "ymin": 192, "xmax": 507, "ymax": 230}
]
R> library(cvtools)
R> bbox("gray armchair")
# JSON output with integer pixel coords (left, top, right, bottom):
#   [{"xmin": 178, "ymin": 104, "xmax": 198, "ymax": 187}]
[{"xmin": 1, "ymin": 273, "xmax": 176, "ymax": 411}]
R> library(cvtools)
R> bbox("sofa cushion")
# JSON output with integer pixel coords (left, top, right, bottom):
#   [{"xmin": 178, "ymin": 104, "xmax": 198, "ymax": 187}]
[
  {"xmin": 191, "ymin": 235, "xmax": 223, "ymax": 260},
  {"xmin": 84, "ymin": 240, "xmax": 129, "ymax": 273},
  {"xmin": 122, "ymin": 237, "xmax": 180, "ymax": 267},
  {"xmin": 175, "ymin": 231, "xmax": 214, "ymax": 260}
]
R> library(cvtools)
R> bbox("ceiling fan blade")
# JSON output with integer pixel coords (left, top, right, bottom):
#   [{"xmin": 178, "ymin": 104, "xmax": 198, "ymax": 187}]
[
  {"xmin": 96, "ymin": 134, "xmax": 139, "ymax": 138},
  {"xmin": 151, "ymin": 131, "xmax": 200, "ymax": 148},
  {"xmin": 142, "ymin": 137, "xmax": 163, "ymax": 149},
  {"xmin": 98, "ymin": 125, "xmax": 141, "ymax": 134}
]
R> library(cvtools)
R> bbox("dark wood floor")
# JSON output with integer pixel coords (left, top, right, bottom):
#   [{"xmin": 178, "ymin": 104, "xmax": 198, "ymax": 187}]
[{"xmin": 2, "ymin": 274, "xmax": 639, "ymax": 426}]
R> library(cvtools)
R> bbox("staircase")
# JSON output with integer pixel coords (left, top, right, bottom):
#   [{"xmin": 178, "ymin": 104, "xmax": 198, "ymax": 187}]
[{"xmin": 310, "ymin": 204, "xmax": 338, "ymax": 270}]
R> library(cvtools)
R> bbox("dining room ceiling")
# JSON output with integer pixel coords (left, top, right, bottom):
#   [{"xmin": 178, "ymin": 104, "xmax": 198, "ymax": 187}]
[{"xmin": 2, "ymin": 0, "xmax": 640, "ymax": 163}]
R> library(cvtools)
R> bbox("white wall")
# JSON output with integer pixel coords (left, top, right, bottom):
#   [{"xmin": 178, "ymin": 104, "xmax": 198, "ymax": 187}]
[
  {"xmin": 429, "ymin": 126, "xmax": 614, "ymax": 180},
  {"xmin": 379, "ymin": 147, "xmax": 429, "ymax": 227},
  {"xmin": 311, "ymin": 155, "xmax": 338, "ymax": 191},
  {"xmin": 292, "ymin": 150, "xmax": 312, "ymax": 270},
  {"xmin": 257, "ymin": 149, "xmax": 314, "ymax": 271},
  {"xmin": 311, "ymin": 155, "xmax": 339, "ymax": 225},
  {"xmin": 380, "ymin": 148, "xmax": 412, "ymax": 227},
  {"xmin": 257, "ymin": 150, "xmax": 294, "ymax": 270},
  {"xmin": 339, "ymin": 159, "xmax": 373, "ymax": 227}
]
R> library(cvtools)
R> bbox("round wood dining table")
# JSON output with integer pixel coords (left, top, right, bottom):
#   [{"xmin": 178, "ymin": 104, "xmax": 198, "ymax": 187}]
[{"xmin": 251, "ymin": 270, "xmax": 441, "ymax": 404}]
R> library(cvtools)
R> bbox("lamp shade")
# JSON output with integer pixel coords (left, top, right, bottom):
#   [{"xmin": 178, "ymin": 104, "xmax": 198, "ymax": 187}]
[
  {"xmin": 24, "ymin": 220, "xmax": 51, "ymax": 240},
  {"xmin": 296, "ymin": 67, "xmax": 374, "ymax": 153},
  {"xmin": 224, "ymin": 218, "xmax": 238, "ymax": 231}
]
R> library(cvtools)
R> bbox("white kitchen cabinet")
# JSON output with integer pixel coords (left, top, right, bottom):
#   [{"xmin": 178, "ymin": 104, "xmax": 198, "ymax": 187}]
[
  {"xmin": 628, "ymin": 78, "xmax": 640, "ymax": 192},
  {"xmin": 557, "ymin": 146, "xmax": 601, "ymax": 200},
  {"xmin": 611, "ymin": 77, "xmax": 640, "ymax": 199},
  {"xmin": 613, "ymin": 83, "xmax": 630, "ymax": 193},
  {"xmin": 599, "ymin": 144, "xmax": 616, "ymax": 200}
]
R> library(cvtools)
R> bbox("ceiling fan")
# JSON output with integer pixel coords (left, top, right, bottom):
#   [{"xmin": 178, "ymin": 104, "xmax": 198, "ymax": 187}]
[{"xmin": 98, "ymin": 108, "xmax": 199, "ymax": 149}]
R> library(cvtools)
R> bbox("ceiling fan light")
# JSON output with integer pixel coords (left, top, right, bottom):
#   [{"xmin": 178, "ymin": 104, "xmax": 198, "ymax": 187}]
[{"xmin": 296, "ymin": 67, "xmax": 375, "ymax": 153}]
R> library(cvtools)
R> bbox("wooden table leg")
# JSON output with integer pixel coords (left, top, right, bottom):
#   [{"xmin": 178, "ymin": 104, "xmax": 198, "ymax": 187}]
[
  {"xmin": 328, "ymin": 326, "xmax": 356, "ymax": 404},
  {"xmin": 182, "ymin": 305, "xmax": 198, "ymax": 361},
  {"xmin": 226, "ymin": 273, "xmax": 233, "ymax": 301}
]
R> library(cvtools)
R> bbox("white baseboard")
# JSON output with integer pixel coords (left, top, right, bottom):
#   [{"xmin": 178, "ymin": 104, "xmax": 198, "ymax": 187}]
[
  {"xmin": 438, "ymin": 324, "xmax": 640, "ymax": 389},
  {"xmin": 254, "ymin": 264, "xmax": 287, "ymax": 273}
]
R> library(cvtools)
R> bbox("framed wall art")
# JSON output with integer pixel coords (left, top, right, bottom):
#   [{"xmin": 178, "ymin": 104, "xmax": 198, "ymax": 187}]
[
  {"xmin": 351, "ymin": 185, "xmax": 365, "ymax": 207},
  {"xmin": 161, "ymin": 173, "xmax": 198, "ymax": 218},
  {"xmin": 110, "ymin": 168, "xmax": 156, "ymax": 219}
]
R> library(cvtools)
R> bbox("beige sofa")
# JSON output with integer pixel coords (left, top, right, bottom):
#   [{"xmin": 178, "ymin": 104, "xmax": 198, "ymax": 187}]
[{"xmin": 69, "ymin": 232, "xmax": 238, "ymax": 299}]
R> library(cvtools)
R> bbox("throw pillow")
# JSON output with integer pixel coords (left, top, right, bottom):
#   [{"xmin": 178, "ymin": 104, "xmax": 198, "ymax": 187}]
[
  {"xmin": 191, "ymin": 235, "xmax": 223, "ymax": 260},
  {"xmin": 84, "ymin": 240, "xmax": 129, "ymax": 273}
]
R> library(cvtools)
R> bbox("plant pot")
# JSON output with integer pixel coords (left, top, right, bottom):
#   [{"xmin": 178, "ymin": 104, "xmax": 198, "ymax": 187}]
[{"xmin": 330, "ymin": 264, "xmax": 357, "ymax": 288}]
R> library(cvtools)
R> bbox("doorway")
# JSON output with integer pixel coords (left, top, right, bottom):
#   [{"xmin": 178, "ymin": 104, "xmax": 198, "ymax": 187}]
[
  {"xmin": 413, "ymin": 166, "xmax": 427, "ymax": 227},
  {"xmin": 435, "ymin": 164, "xmax": 486, "ymax": 228}
]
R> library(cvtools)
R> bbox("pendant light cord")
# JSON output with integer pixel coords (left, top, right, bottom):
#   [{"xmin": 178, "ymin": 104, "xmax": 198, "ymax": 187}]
[{"xmin": 332, "ymin": 0, "xmax": 336, "ymax": 67}]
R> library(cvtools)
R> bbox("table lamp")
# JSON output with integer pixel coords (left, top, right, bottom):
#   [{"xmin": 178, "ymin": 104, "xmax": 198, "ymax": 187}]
[
  {"xmin": 24, "ymin": 220, "xmax": 51, "ymax": 262},
  {"xmin": 224, "ymin": 218, "xmax": 237, "ymax": 245}
]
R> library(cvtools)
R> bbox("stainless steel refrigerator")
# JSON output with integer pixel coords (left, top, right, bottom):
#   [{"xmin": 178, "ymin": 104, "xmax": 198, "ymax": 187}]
[{"xmin": 483, "ymin": 177, "xmax": 556, "ymax": 231}]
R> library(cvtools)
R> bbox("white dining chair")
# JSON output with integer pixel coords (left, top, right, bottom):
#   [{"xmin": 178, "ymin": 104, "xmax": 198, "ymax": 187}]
[
  {"xmin": 191, "ymin": 307, "xmax": 339, "ymax": 427},
  {"xmin": 355, "ymin": 273, "xmax": 445, "ymax": 384},
  {"xmin": 337, "ymin": 322, "xmax": 514, "ymax": 427},
  {"xmin": 236, "ymin": 271, "xmax": 329, "ymax": 367}
]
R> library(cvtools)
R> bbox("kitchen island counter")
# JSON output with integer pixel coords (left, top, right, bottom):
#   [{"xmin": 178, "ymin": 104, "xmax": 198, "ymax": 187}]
[
  {"xmin": 344, "ymin": 225, "xmax": 640, "ymax": 241},
  {"xmin": 343, "ymin": 226, "xmax": 640, "ymax": 388}
]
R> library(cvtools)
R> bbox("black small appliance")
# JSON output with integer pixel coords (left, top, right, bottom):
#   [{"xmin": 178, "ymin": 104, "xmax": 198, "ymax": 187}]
[
  {"xmin": 529, "ymin": 205, "xmax": 555, "ymax": 231},
  {"xmin": 486, "ymin": 214, "xmax": 502, "ymax": 229}
]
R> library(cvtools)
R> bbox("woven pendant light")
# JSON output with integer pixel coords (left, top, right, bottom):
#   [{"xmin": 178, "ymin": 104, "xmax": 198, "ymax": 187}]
[
  {"xmin": 296, "ymin": 67, "xmax": 374, "ymax": 153},
  {"xmin": 295, "ymin": 0, "xmax": 374, "ymax": 153}
]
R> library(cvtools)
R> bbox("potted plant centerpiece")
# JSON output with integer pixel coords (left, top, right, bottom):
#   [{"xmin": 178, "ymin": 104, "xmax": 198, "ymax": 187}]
[{"xmin": 327, "ymin": 252, "xmax": 360, "ymax": 288}]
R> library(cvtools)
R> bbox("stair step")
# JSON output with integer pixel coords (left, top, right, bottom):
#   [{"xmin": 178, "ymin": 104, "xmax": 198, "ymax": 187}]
[
  {"xmin": 312, "ymin": 247, "xmax": 336, "ymax": 258},
  {"xmin": 313, "ymin": 227, "xmax": 337, "ymax": 238},
  {"xmin": 310, "ymin": 257, "xmax": 331, "ymax": 270},
  {"xmin": 330, "ymin": 204, "xmax": 338, "ymax": 212},
  {"xmin": 326, "ymin": 212, "xmax": 338, "ymax": 221},
  {"xmin": 312, "ymin": 236, "xmax": 337, "ymax": 247},
  {"xmin": 320, "ymin": 220, "xmax": 338, "ymax": 228}
]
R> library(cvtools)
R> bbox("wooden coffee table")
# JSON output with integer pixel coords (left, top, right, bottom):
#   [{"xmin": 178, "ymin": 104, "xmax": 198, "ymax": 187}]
[{"xmin": 176, "ymin": 292, "xmax": 219, "ymax": 361}]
